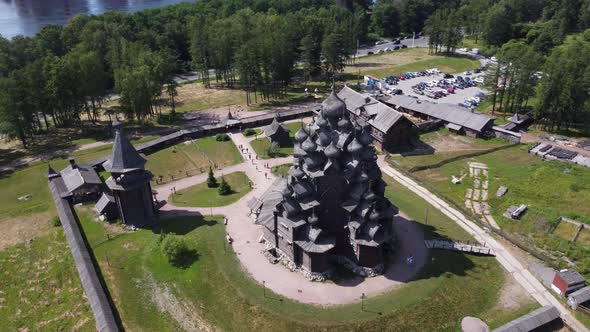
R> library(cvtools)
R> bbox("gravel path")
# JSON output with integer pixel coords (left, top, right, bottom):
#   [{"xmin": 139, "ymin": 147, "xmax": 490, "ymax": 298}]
[{"xmin": 154, "ymin": 132, "xmax": 429, "ymax": 305}]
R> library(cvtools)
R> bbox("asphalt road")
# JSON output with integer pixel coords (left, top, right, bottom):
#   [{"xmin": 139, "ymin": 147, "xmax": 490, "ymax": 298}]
[{"xmin": 356, "ymin": 36, "xmax": 430, "ymax": 57}]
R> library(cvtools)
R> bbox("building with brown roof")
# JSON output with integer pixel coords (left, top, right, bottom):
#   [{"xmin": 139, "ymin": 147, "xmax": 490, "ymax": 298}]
[{"xmin": 337, "ymin": 86, "xmax": 416, "ymax": 151}]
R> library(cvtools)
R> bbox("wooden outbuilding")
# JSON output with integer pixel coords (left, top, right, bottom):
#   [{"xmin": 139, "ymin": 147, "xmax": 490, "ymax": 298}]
[
  {"xmin": 264, "ymin": 116, "xmax": 291, "ymax": 147},
  {"xmin": 552, "ymin": 269, "xmax": 586, "ymax": 296}
]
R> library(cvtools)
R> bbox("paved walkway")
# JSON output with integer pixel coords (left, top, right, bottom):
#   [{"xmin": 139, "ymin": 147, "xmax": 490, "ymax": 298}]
[
  {"xmin": 154, "ymin": 133, "xmax": 429, "ymax": 305},
  {"xmin": 376, "ymin": 157, "xmax": 589, "ymax": 332}
]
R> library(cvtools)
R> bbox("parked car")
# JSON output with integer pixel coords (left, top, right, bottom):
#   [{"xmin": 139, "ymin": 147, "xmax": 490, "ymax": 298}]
[
  {"xmin": 367, "ymin": 51, "xmax": 374, "ymax": 55},
  {"xmin": 401, "ymin": 45, "xmax": 408, "ymax": 48},
  {"xmin": 393, "ymin": 45, "xmax": 400, "ymax": 50},
  {"xmin": 375, "ymin": 40, "xmax": 386, "ymax": 45},
  {"xmin": 464, "ymin": 71, "xmax": 472, "ymax": 76},
  {"xmin": 444, "ymin": 73, "xmax": 454, "ymax": 79},
  {"xmin": 377, "ymin": 49, "xmax": 385, "ymax": 54},
  {"xmin": 390, "ymin": 88, "xmax": 403, "ymax": 95},
  {"xmin": 446, "ymin": 87, "xmax": 455, "ymax": 94},
  {"xmin": 474, "ymin": 77, "xmax": 484, "ymax": 83},
  {"xmin": 393, "ymin": 39, "xmax": 401, "ymax": 45}
]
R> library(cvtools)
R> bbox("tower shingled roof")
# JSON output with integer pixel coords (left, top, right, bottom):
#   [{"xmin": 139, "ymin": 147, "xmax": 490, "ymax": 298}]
[{"xmin": 103, "ymin": 122, "xmax": 147, "ymax": 173}]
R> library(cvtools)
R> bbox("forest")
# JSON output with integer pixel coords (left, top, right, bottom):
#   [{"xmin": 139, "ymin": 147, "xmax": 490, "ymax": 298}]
[{"xmin": 1, "ymin": 0, "xmax": 590, "ymax": 148}]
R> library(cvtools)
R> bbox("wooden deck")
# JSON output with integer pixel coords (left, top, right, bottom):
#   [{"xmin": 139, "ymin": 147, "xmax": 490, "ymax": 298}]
[{"xmin": 424, "ymin": 238, "xmax": 495, "ymax": 256}]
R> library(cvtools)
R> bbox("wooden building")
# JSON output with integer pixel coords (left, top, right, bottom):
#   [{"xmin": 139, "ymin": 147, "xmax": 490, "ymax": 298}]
[
  {"xmin": 50, "ymin": 158, "xmax": 103, "ymax": 204},
  {"xmin": 337, "ymin": 86, "xmax": 416, "ymax": 151},
  {"xmin": 264, "ymin": 116, "xmax": 291, "ymax": 147},
  {"xmin": 381, "ymin": 94, "xmax": 495, "ymax": 138},
  {"xmin": 103, "ymin": 121, "xmax": 157, "ymax": 228},
  {"xmin": 258, "ymin": 91, "xmax": 398, "ymax": 278},
  {"xmin": 552, "ymin": 269, "xmax": 586, "ymax": 296}
]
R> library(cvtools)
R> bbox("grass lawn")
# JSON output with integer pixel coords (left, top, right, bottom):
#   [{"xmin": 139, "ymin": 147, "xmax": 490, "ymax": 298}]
[
  {"xmin": 0, "ymin": 227, "xmax": 93, "ymax": 331},
  {"xmin": 553, "ymin": 221, "xmax": 579, "ymax": 242},
  {"xmin": 243, "ymin": 128, "xmax": 263, "ymax": 137},
  {"xmin": 391, "ymin": 129, "xmax": 508, "ymax": 170},
  {"xmin": 403, "ymin": 143, "xmax": 590, "ymax": 275},
  {"xmin": 73, "ymin": 172, "xmax": 535, "ymax": 331},
  {"xmin": 170, "ymin": 172, "xmax": 252, "ymax": 208},
  {"xmin": 250, "ymin": 122, "xmax": 302, "ymax": 159},
  {"xmin": 344, "ymin": 48, "xmax": 480, "ymax": 80},
  {"xmin": 271, "ymin": 163, "xmax": 291, "ymax": 177},
  {"xmin": 576, "ymin": 228, "xmax": 590, "ymax": 247},
  {"xmin": 147, "ymin": 136, "xmax": 242, "ymax": 184}
]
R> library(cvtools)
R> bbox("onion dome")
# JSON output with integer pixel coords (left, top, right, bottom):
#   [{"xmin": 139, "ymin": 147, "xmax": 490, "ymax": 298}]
[
  {"xmin": 358, "ymin": 171, "xmax": 369, "ymax": 183},
  {"xmin": 315, "ymin": 114, "xmax": 328, "ymax": 127},
  {"xmin": 324, "ymin": 142, "xmax": 340, "ymax": 159},
  {"xmin": 294, "ymin": 127, "xmax": 309, "ymax": 143},
  {"xmin": 369, "ymin": 208, "xmax": 382, "ymax": 221},
  {"xmin": 347, "ymin": 137, "xmax": 363, "ymax": 154},
  {"xmin": 304, "ymin": 155, "xmax": 320, "ymax": 168},
  {"xmin": 317, "ymin": 129, "xmax": 332, "ymax": 147},
  {"xmin": 359, "ymin": 128, "xmax": 372, "ymax": 146},
  {"xmin": 293, "ymin": 144, "xmax": 307, "ymax": 158},
  {"xmin": 302, "ymin": 136, "xmax": 317, "ymax": 153},
  {"xmin": 321, "ymin": 91, "xmax": 345, "ymax": 118},
  {"xmin": 338, "ymin": 117, "xmax": 351, "ymax": 130},
  {"xmin": 282, "ymin": 184, "xmax": 294, "ymax": 198},
  {"xmin": 293, "ymin": 167, "xmax": 305, "ymax": 178},
  {"xmin": 308, "ymin": 212, "xmax": 319, "ymax": 225}
]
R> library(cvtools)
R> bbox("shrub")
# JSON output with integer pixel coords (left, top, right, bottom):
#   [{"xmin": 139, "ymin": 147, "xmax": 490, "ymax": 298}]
[
  {"xmin": 206, "ymin": 166, "xmax": 218, "ymax": 188},
  {"xmin": 218, "ymin": 176, "xmax": 232, "ymax": 195},
  {"xmin": 50, "ymin": 216, "xmax": 61, "ymax": 227},
  {"xmin": 215, "ymin": 133, "xmax": 230, "ymax": 141},
  {"xmin": 243, "ymin": 128, "xmax": 257, "ymax": 136},
  {"xmin": 161, "ymin": 235, "xmax": 193, "ymax": 268}
]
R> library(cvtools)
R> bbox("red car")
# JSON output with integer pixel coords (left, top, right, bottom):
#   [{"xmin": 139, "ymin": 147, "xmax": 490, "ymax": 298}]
[
  {"xmin": 398, "ymin": 75, "xmax": 405, "ymax": 80},
  {"xmin": 446, "ymin": 88, "xmax": 455, "ymax": 94},
  {"xmin": 434, "ymin": 92, "xmax": 442, "ymax": 98}
]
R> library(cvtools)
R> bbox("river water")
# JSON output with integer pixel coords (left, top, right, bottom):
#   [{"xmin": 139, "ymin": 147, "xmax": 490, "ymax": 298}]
[{"xmin": 0, "ymin": 0, "xmax": 192, "ymax": 39}]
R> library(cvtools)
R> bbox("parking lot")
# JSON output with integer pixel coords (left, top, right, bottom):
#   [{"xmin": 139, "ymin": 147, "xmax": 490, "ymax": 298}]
[{"xmin": 385, "ymin": 72, "xmax": 487, "ymax": 106}]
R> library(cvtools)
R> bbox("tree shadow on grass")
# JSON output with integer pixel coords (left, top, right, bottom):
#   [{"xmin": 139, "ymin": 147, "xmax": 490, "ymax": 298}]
[{"xmin": 153, "ymin": 210, "xmax": 217, "ymax": 236}]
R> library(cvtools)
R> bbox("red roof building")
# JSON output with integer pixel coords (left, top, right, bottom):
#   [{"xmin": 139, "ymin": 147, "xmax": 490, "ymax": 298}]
[{"xmin": 552, "ymin": 269, "xmax": 586, "ymax": 296}]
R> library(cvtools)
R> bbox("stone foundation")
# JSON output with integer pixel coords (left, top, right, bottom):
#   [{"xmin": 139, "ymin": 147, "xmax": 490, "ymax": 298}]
[
  {"xmin": 262, "ymin": 240, "xmax": 331, "ymax": 281},
  {"xmin": 334, "ymin": 255, "xmax": 385, "ymax": 277},
  {"xmin": 262, "ymin": 239, "xmax": 388, "ymax": 281}
]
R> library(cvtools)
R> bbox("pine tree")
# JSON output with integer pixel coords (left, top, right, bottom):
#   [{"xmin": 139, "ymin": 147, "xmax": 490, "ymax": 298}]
[
  {"xmin": 206, "ymin": 166, "xmax": 218, "ymax": 188},
  {"xmin": 218, "ymin": 176, "xmax": 231, "ymax": 196}
]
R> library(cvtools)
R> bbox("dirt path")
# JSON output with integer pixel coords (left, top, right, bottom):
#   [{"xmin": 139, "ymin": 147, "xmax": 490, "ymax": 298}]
[{"xmin": 154, "ymin": 133, "xmax": 428, "ymax": 305}]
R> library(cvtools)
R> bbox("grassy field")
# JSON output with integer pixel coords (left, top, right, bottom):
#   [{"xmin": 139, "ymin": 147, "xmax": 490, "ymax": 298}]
[
  {"xmin": 400, "ymin": 142, "xmax": 590, "ymax": 275},
  {"xmin": 72, "ymin": 172, "xmax": 536, "ymax": 331},
  {"xmin": 344, "ymin": 48, "xmax": 480, "ymax": 80},
  {"xmin": 171, "ymin": 172, "xmax": 251, "ymax": 208},
  {"xmin": 391, "ymin": 129, "xmax": 508, "ymax": 170},
  {"xmin": 148, "ymin": 136, "xmax": 242, "ymax": 184},
  {"xmin": 250, "ymin": 122, "xmax": 302, "ymax": 159},
  {"xmin": 0, "ymin": 227, "xmax": 94, "ymax": 331}
]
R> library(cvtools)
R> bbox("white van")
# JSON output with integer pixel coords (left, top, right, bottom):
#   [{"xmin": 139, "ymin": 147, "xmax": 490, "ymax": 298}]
[{"xmin": 471, "ymin": 48, "xmax": 480, "ymax": 54}]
